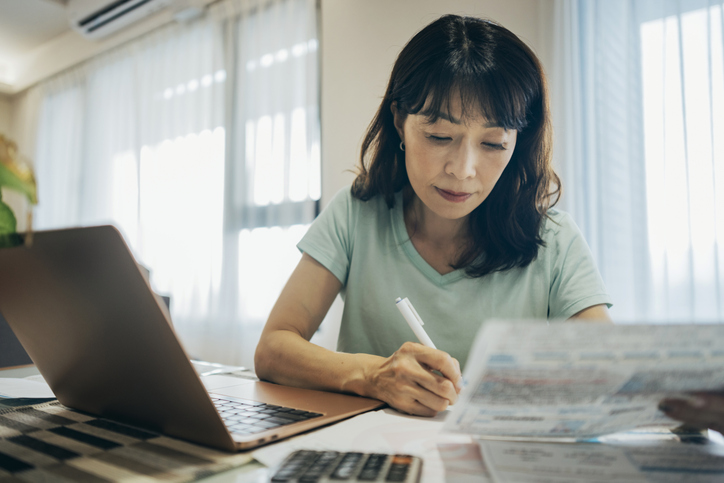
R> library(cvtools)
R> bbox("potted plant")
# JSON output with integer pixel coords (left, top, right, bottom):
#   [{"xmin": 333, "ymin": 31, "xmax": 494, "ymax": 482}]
[{"xmin": 0, "ymin": 134, "xmax": 37, "ymax": 247}]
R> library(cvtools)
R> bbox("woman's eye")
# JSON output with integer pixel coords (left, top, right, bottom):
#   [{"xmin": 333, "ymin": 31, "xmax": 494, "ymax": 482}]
[
  {"xmin": 483, "ymin": 142, "xmax": 506, "ymax": 150},
  {"xmin": 427, "ymin": 135, "xmax": 451, "ymax": 143}
]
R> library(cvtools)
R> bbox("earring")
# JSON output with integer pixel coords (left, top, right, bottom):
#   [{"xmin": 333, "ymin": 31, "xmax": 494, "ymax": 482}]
[{"xmin": 399, "ymin": 142, "xmax": 405, "ymax": 152}]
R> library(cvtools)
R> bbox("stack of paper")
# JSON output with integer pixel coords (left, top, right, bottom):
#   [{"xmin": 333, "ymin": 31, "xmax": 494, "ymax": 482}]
[{"xmin": 445, "ymin": 321, "xmax": 724, "ymax": 440}]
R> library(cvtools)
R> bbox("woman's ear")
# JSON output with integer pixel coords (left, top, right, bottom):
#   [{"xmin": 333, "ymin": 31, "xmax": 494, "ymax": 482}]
[{"xmin": 390, "ymin": 102, "xmax": 406, "ymax": 143}]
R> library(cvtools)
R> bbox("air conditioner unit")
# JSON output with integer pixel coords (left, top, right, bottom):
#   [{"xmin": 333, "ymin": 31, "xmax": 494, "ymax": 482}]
[{"xmin": 67, "ymin": 0, "xmax": 177, "ymax": 40}]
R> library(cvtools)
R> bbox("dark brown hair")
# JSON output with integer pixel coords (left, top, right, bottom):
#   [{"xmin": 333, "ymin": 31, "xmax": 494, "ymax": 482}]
[{"xmin": 351, "ymin": 14, "xmax": 560, "ymax": 277}]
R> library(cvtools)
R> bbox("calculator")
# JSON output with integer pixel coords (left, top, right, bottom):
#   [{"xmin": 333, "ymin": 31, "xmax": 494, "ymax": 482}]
[{"xmin": 270, "ymin": 450, "xmax": 423, "ymax": 482}]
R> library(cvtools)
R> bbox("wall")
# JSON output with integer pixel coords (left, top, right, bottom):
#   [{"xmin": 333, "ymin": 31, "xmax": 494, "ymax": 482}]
[
  {"xmin": 0, "ymin": 94, "xmax": 10, "ymax": 135},
  {"xmin": 319, "ymin": 0, "xmax": 555, "ymax": 206}
]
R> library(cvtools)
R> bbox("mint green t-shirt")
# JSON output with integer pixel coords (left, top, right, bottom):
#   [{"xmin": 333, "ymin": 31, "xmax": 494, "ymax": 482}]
[{"xmin": 297, "ymin": 187, "xmax": 612, "ymax": 369}]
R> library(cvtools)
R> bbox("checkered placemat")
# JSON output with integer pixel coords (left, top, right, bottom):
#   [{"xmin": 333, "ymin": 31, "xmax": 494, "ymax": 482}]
[{"xmin": 0, "ymin": 400, "xmax": 253, "ymax": 481}]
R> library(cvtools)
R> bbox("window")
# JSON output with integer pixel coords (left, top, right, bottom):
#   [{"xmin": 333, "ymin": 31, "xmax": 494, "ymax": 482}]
[
  {"xmin": 640, "ymin": 2, "xmax": 724, "ymax": 320},
  {"xmin": 32, "ymin": 0, "xmax": 320, "ymax": 366},
  {"xmin": 553, "ymin": 0, "xmax": 724, "ymax": 322}
]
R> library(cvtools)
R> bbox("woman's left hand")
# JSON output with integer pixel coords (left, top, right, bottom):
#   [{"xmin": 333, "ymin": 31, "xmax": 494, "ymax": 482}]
[{"xmin": 659, "ymin": 392, "xmax": 724, "ymax": 434}]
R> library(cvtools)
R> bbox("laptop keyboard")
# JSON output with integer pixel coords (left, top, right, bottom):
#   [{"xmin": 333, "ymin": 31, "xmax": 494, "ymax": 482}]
[{"xmin": 210, "ymin": 394, "xmax": 323, "ymax": 435}]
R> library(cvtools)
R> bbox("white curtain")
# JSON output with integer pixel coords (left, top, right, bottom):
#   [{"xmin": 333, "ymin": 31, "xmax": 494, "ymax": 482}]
[
  {"xmin": 30, "ymin": 0, "xmax": 319, "ymax": 367},
  {"xmin": 553, "ymin": 0, "xmax": 724, "ymax": 322}
]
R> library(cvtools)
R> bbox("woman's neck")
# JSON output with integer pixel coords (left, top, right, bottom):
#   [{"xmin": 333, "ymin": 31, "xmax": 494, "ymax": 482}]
[{"xmin": 404, "ymin": 186, "xmax": 468, "ymax": 253}]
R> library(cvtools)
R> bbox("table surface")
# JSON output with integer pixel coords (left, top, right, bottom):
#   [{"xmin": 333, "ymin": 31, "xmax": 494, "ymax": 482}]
[
  {"xmin": 5, "ymin": 365, "xmax": 723, "ymax": 483},
  {"xmin": 1, "ymin": 365, "xmax": 460, "ymax": 483}
]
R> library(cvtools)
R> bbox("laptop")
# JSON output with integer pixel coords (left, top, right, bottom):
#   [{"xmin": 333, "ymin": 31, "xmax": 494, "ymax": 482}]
[{"xmin": 0, "ymin": 225, "xmax": 384, "ymax": 452}]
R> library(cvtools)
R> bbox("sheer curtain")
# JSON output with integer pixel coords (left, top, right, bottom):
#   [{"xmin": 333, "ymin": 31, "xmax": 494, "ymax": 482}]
[
  {"xmin": 31, "ymin": 0, "xmax": 319, "ymax": 367},
  {"xmin": 553, "ymin": 0, "xmax": 724, "ymax": 322}
]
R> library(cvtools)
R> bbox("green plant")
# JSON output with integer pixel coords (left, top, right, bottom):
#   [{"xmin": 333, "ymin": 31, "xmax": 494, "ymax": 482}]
[{"xmin": 0, "ymin": 134, "xmax": 37, "ymax": 247}]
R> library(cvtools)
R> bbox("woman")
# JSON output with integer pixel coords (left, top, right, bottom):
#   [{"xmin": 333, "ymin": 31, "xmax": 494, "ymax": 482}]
[{"xmin": 255, "ymin": 15, "xmax": 611, "ymax": 417}]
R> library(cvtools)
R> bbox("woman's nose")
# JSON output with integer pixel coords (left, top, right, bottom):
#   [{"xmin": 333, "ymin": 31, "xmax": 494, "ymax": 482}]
[{"xmin": 445, "ymin": 144, "xmax": 477, "ymax": 180}]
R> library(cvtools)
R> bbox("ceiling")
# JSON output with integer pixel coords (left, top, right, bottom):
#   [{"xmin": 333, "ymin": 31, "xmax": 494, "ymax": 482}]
[
  {"xmin": 0, "ymin": 0, "xmax": 70, "ymax": 84},
  {"xmin": 0, "ymin": 0, "xmax": 212, "ymax": 95}
]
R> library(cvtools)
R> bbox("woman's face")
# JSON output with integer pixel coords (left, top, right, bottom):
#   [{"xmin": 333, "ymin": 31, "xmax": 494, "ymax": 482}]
[{"xmin": 393, "ymin": 99, "xmax": 518, "ymax": 224}]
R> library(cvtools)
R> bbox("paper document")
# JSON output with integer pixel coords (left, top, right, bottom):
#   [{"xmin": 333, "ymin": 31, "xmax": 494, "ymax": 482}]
[
  {"xmin": 445, "ymin": 321, "xmax": 724, "ymax": 440},
  {"xmin": 0, "ymin": 377, "xmax": 54, "ymax": 398},
  {"xmin": 190, "ymin": 359, "xmax": 247, "ymax": 377},
  {"xmin": 478, "ymin": 438, "xmax": 724, "ymax": 482},
  {"xmin": 437, "ymin": 442, "xmax": 493, "ymax": 483}
]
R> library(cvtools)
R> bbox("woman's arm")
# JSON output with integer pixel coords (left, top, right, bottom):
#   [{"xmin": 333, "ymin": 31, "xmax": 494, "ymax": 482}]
[
  {"xmin": 254, "ymin": 253, "xmax": 462, "ymax": 417},
  {"xmin": 570, "ymin": 304, "xmax": 612, "ymax": 321}
]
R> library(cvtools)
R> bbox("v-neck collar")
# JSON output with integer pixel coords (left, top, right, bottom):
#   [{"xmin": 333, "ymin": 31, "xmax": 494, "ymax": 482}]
[{"xmin": 392, "ymin": 190, "xmax": 466, "ymax": 286}]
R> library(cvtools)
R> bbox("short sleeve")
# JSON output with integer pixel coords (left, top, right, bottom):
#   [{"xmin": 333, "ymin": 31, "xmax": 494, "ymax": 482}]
[
  {"xmin": 297, "ymin": 187, "xmax": 357, "ymax": 286},
  {"xmin": 547, "ymin": 212, "xmax": 613, "ymax": 318}
]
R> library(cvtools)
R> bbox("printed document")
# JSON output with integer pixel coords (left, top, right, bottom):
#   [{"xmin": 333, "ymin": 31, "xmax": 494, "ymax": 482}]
[
  {"xmin": 477, "ymin": 438, "xmax": 724, "ymax": 483},
  {"xmin": 445, "ymin": 321, "xmax": 724, "ymax": 440}
]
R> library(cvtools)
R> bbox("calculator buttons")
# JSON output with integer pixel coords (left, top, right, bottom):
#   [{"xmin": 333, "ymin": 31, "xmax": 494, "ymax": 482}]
[{"xmin": 271, "ymin": 450, "xmax": 421, "ymax": 483}]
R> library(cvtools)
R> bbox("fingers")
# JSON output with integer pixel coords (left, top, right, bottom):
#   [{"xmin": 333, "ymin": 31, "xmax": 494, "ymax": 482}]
[
  {"xmin": 404, "ymin": 342, "xmax": 463, "ymax": 393},
  {"xmin": 399, "ymin": 397, "xmax": 439, "ymax": 418},
  {"xmin": 416, "ymin": 369, "xmax": 459, "ymax": 405},
  {"xmin": 370, "ymin": 368, "xmax": 449, "ymax": 416},
  {"xmin": 370, "ymin": 342, "xmax": 463, "ymax": 417},
  {"xmin": 388, "ymin": 381, "xmax": 450, "ymax": 417},
  {"xmin": 453, "ymin": 358, "xmax": 462, "ymax": 389},
  {"xmin": 659, "ymin": 393, "xmax": 724, "ymax": 434},
  {"xmin": 399, "ymin": 342, "xmax": 462, "ymax": 401}
]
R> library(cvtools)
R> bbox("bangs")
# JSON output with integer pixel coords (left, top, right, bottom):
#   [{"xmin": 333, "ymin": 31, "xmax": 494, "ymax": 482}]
[
  {"xmin": 394, "ymin": 27, "xmax": 540, "ymax": 132},
  {"xmin": 411, "ymin": 74, "xmax": 532, "ymax": 131}
]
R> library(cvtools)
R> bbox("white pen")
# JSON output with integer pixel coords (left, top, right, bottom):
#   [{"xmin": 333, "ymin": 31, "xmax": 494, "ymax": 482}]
[{"xmin": 395, "ymin": 297, "xmax": 436, "ymax": 349}]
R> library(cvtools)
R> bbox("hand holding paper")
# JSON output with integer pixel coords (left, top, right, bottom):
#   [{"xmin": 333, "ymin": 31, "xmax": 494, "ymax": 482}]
[{"xmin": 445, "ymin": 320, "xmax": 724, "ymax": 439}]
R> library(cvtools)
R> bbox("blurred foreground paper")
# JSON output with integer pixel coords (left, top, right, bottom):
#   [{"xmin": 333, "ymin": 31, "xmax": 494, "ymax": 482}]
[
  {"xmin": 478, "ymin": 438, "xmax": 724, "ymax": 483},
  {"xmin": 445, "ymin": 321, "xmax": 724, "ymax": 440}
]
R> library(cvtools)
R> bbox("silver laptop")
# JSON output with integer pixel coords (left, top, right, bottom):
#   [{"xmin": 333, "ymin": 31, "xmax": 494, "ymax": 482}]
[{"xmin": 0, "ymin": 225, "xmax": 384, "ymax": 451}]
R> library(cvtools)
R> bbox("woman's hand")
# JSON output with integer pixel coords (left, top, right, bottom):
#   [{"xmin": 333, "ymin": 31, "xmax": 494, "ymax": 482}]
[
  {"xmin": 659, "ymin": 392, "xmax": 724, "ymax": 434},
  {"xmin": 256, "ymin": 254, "xmax": 463, "ymax": 418},
  {"xmin": 364, "ymin": 341, "xmax": 463, "ymax": 417}
]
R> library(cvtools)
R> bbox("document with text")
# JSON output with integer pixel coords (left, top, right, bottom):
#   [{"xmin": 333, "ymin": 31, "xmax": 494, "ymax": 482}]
[
  {"xmin": 445, "ymin": 321, "xmax": 724, "ymax": 440},
  {"xmin": 477, "ymin": 438, "xmax": 724, "ymax": 482}
]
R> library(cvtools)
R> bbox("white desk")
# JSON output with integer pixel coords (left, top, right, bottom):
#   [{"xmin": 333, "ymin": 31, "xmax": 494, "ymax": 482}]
[
  {"xmin": 0, "ymin": 365, "xmax": 469, "ymax": 482},
  {"xmin": 5, "ymin": 365, "xmax": 724, "ymax": 483}
]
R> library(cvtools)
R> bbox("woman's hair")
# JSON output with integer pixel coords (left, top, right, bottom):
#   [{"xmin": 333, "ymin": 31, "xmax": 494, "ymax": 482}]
[{"xmin": 351, "ymin": 14, "xmax": 560, "ymax": 278}]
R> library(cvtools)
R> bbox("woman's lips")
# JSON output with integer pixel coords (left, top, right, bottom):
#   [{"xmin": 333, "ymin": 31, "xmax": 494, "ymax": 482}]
[{"xmin": 436, "ymin": 188, "xmax": 472, "ymax": 203}]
